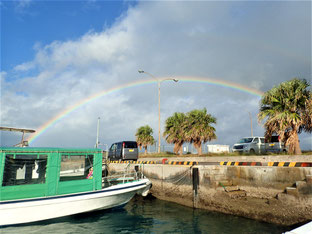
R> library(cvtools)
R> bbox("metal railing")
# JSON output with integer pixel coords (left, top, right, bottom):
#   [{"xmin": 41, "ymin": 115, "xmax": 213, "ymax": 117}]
[{"xmin": 102, "ymin": 164, "xmax": 143, "ymax": 188}]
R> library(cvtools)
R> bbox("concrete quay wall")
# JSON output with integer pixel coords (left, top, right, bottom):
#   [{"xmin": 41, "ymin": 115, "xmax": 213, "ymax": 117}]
[
  {"xmin": 141, "ymin": 155, "xmax": 312, "ymax": 163},
  {"xmin": 108, "ymin": 162, "xmax": 312, "ymax": 225}
]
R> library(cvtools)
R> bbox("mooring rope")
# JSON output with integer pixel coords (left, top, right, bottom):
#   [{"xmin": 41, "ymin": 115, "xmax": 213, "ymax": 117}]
[{"xmin": 162, "ymin": 167, "xmax": 192, "ymax": 184}]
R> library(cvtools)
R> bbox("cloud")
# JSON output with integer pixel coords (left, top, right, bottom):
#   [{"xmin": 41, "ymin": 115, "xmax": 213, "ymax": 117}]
[
  {"xmin": 15, "ymin": 0, "xmax": 32, "ymax": 13},
  {"xmin": 14, "ymin": 61, "xmax": 35, "ymax": 71},
  {"xmin": 0, "ymin": 71, "xmax": 7, "ymax": 80},
  {"xmin": 1, "ymin": 1, "xmax": 311, "ymax": 150}
]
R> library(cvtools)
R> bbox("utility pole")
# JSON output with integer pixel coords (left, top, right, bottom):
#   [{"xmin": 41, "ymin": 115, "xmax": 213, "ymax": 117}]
[
  {"xmin": 248, "ymin": 112, "xmax": 253, "ymax": 137},
  {"xmin": 95, "ymin": 117, "xmax": 100, "ymax": 148},
  {"xmin": 138, "ymin": 70, "xmax": 178, "ymax": 154}
]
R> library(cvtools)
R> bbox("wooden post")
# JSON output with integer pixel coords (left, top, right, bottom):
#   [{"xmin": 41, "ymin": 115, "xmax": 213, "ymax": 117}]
[{"xmin": 192, "ymin": 167, "xmax": 199, "ymax": 208}]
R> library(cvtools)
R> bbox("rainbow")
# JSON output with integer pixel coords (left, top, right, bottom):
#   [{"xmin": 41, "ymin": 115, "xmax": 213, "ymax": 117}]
[{"xmin": 27, "ymin": 76, "xmax": 264, "ymax": 144}]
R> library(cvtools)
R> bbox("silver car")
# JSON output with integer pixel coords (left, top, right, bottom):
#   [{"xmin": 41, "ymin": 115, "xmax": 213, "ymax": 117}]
[{"xmin": 232, "ymin": 137, "xmax": 265, "ymax": 154}]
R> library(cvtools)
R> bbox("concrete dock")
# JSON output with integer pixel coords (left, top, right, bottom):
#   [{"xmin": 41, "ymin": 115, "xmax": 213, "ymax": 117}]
[{"xmin": 107, "ymin": 155, "xmax": 312, "ymax": 226}]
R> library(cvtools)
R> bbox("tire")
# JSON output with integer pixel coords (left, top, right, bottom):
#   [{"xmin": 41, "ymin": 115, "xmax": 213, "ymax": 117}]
[{"xmin": 249, "ymin": 149, "xmax": 255, "ymax": 154}]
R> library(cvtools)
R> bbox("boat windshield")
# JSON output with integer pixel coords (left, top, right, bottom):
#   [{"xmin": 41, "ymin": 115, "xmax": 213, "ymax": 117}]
[
  {"xmin": 60, "ymin": 154, "xmax": 93, "ymax": 181},
  {"xmin": 2, "ymin": 154, "xmax": 47, "ymax": 186},
  {"xmin": 237, "ymin": 138, "xmax": 253, "ymax": 143}
]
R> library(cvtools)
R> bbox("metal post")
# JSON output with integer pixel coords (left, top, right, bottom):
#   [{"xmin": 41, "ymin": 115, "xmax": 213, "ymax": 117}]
[
  {"xmin": 103, "ymin": 144, "xmax": 108, "ymax": 159},
  {"xmin": 158, "ymin": 81, "xmax": 161, "ymax": 154},
  {"xmin": 248, "ymin": 112, "xmax": 253, "ymax": 137},
  {"xmin": 95, "ymin": 117, "xmax": 100, "ymax": 148},
  {"xmin": 192, "ymin": 167, "xmax": 199, "ymax": 208},
  {"xmin": 134, "ymin": 165, "xmax": 140, "ymax": 179},
  {"xmin": 138, "ymin": 70, "xmax": 178, "ymax": 155},
  {"xmin": 22, "ymin": 131, "xmax": 25, "ymax": 143}
]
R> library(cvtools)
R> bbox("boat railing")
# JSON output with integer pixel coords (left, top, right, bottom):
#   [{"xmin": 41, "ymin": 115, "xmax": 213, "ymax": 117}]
[{"xmin": 102, "ymin": 167, "xmax": 143, "ymax": 188}]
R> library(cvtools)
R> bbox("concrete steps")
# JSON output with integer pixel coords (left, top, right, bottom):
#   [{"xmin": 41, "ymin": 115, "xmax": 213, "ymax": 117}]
[{"xmin": 285, "ymin": 175, "xmax": 312, "ymax": 197}]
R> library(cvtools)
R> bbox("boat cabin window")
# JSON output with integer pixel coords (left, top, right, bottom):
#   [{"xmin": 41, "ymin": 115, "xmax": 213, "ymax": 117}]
[
  {"xmin": 60, "ymin": 154, "xmax": 94, "ymax": 181},
  {"xmin": 2, "ymin": 154, "xmax": 47, "ymax": 186}
]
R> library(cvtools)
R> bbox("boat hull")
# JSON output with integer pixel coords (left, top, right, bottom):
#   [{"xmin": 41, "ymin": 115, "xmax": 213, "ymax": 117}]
[{"xmin": 0, "ymin": 179, "xmax": 151, "ymax": 226}]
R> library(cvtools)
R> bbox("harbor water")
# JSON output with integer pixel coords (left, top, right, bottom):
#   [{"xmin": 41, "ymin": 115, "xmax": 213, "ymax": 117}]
[{"xmin": 1, "ymin": 196, "xmax": 293, "ymax": 233}]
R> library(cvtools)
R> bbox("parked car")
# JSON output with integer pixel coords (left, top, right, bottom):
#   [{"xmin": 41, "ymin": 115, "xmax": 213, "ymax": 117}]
[
  {"xmin": 232, "ymin": 136, "xmax": 287, "ymax": 154},
  {"xmin": 232, "ymin": 137, "xmax": 265, "ymax": 154},
  {"xmin": 108, "ymin": 141, "xmax": 138, "ymax": 161}
]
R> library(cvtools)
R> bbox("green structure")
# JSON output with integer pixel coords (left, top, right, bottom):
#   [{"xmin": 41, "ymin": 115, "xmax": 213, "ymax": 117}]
[{"xmin": 0, "ymin": 147, "xmax": 103, "ymax": 201}]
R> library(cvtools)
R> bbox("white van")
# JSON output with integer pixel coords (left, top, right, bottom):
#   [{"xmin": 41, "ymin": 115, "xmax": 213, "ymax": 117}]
[
  {"xmin": 232, "ymin": 136, "xmax": 287, "ymax": 154},
  {"xmin": 232, "ymin": 137, "xmax": 265, "ymax": 154}
]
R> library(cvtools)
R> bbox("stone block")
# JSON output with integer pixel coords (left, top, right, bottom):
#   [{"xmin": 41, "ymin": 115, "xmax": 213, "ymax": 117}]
[
  {"xmin": 276, "ymin": 192, "xmax": 300, "ymax": 203},
  {"xmin": 286, "ymin": 187, "xmax": 298, "ymax": 197},
  {"xmin": 213, "ymin": 175, "xmax": 227, "ymax": 181},
  {"xmin": 276, "ymin": 193, "xmax": 286, "ymax": 201},
  {"xmin": 296, "ymin": 181, "xmax": 307, "ymax": 189},
  {"xmin": 227, "ymin": 190, "xmax": 247, "ymax": 199},
  {"xmin": 298, "ymin": 185, "xmax": 312, "ymax": 195},
  {"xmin": 225, "ymin": 185, "xmax": 239, "ymax": 192},
  {"xmin": 306, "ymin": 175, "xmax": 312, "ymax": 185},
  {"xmin": 218, "ymin": 180, "xmax": 233, "ymax": 187}
]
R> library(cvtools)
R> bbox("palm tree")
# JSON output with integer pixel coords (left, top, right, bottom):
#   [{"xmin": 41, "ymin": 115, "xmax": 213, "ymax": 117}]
[
  {"xmin": 135, "ymin": 125, "xmax": 155, "ymax": 155},
  {"xmin": 163, "ymin": 112, "xmax": 187, "ymax": 155},
  {"xmin": 185, "ymin": 108, "xmax": 217, "ymax": 155},
  {"xmin": 258, "ymin": 78, "xmax": 312, "ymax": 155}
]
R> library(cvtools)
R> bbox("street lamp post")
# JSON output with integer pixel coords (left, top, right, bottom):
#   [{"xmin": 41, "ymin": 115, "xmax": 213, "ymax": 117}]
[
  {"xmin": 138, "ymin": 70, "xmax": 178, "ymax": 154},
  {"xmin": 248, "ymin": 112, "xmax": 253, "ymax": 137},
  {"xmin": 95, "ymin": 117, "xmax": 100, "ymax": 148}
]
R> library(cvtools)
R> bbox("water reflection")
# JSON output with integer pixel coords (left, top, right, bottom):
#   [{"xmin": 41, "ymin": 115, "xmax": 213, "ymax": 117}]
[{"xmin": 1, "ymin": 195, "xmax": 292, "ymax": 234}]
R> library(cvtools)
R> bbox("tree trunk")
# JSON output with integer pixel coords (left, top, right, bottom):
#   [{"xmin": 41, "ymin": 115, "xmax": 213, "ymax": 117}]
[
  {"xmin": 194, "ymin": 142, "xmax": 202, "ymax": 155},
  {"xmin": 286, "ymin": 131, "xmax": 302, "ymax": 155},
  {"xmin": 144, "ymin": 145, "xmax": 148, "ymax": 155},
  {"xmin": 173, "ymin": 144, "xmax": 179, "ymax": 154},
  {"xmin": 174, "ymin": 143, "xmax": 183, "ymax": 156},
  {"xmin": 179, "ymin": 145, "xmax": 183, "ymax": 156}
]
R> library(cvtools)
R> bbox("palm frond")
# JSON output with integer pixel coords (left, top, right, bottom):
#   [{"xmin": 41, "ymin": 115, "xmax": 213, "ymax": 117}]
[{"xmin": 258, "ymin": 78, "xmax": 311, "ymax": 154}]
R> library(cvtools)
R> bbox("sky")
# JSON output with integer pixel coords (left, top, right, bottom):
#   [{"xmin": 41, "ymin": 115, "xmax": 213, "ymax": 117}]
[{"xmin": 1, "ymin": 0, "xmax": 311, "ymax": 152}]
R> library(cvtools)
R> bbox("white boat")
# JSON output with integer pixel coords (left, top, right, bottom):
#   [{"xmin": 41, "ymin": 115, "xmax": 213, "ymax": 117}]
[{"xmin": 0, "ymin": 147, "xmax": 151, "ymax": 226}]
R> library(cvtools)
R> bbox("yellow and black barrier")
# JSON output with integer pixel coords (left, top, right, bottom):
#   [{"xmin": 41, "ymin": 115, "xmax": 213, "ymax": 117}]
[
  {"xmin": 267, "ymin": 162, "xmax": 312, "ymax": 167},
  {"xmin": 137, "ymin": 161, "xmax": 157, "ymax": 164},
  {"xmin": 220, "ymin": 162, "xmax": 262, "ymax": 166},
  {"xmin": 167, "ymin": 161, "xmax": 198, "ymax": 166},
  {"xmin": 108, "ymin": 160, "xmax": 312, "ymax": 167},
  {"xmin": 108, "ymin": 160, "xmax": 198, "ymax": 166},
  {"xmin": 220, "ymin": 161, "xmax": 312, "ymax": 167},
  {"xmin": 109, "ymin": 160, "xmax": 157, "ymax": 164}
]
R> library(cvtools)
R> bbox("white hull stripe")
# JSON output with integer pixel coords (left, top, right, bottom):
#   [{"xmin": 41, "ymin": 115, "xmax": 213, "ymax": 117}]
[{"xmin": 0, "ymin": 182, "xmax": 146, "ymax": 205}]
